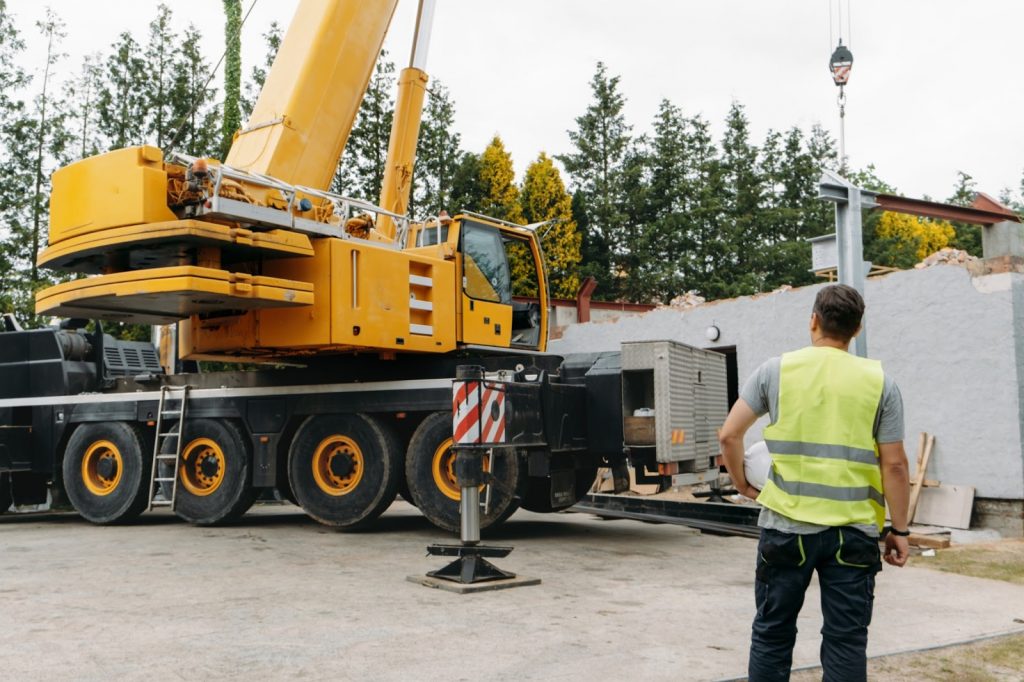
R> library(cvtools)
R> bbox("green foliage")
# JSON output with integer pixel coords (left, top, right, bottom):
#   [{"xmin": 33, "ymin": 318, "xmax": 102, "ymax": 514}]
[
  {"xmin": 449, "ymin": 151, "xmax": 485, "ymax": 214},
  {"xmin": 333, "ymin": 50, "xmax": 395, "ymax": 200},
  {"xmin": 96, "ymin": 32, "xmax": 147, "ymax": 149},
  {"xmin": 220, "ymin": 0, "xmax": 242, "ymax": 160},
  {"xmin": 557, "ymin": 62, "xmax": 631, "ymax": 299},
  {"xmin": 168, "ymin": 24, "xmax": 220, "ymax": 157},
  {"xmin": 519, "ymin": 153, "xmax": 581, "ymax": 298},
  {"xmin": 411, "ymin": 80, "xmax": 461, "ymax": 217},
  {"xmin": 477, "ymin": 136, "xmax": 524, "ymax": 225},
  {"xmin": 144, "ymin": 5, "xmax": 176, "ymax": 150},
  {"xmin": 946, "ymin": 171, "xmax": 983, "ymax": 256}
]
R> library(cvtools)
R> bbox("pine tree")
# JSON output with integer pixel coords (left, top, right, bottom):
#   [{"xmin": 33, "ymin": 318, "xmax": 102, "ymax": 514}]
[
  {"xmin": 0, "ymin": 0, "xmax": 29, "ymax": 315},
  {"xmin": 449, "ymin": 151, "xmax": 484, "ymax": 213},
  {"xmin": 144, "ymin": 4, "xmax": 177, "ymax": 150},
  {"xmin": 718, "ymin": 102, "xmax": 763, "ymax": 297},
  {"xmin": 66, "ymin": 53, "xmax": 103, "ymax": 159},
  {"xmin": 168, "ymin": 25, "xmax": 220, "ymax": 157},
  {"xmin": 557, "ymin": 62, "xmax": 631, "ymax": 299},
  {"xmin": 333, "ymin": 50, "xmax": 395, "ymax": 200},
  {"xmin": 240, "ymin": 21, "xmax": 281, "ymax": 121},
  {"xmin": 476, "ymin": 135, "xmax": 523, "ymax": 224},
  {"xmin": 220, "ymin": 0, "xmax": 242, "ymax": 159},
  {"xmin": 26, "ymin": 9, "xmax": 69, "ymax": 289},
  {"xmin": 632, "ymin": 100, "xmax": 692, "ymax": 303},
  {"xmin": 411, "ymin": 80, "xmax": 460, "ymax": 217},
  {"xmin": 519, "ymin": 152, "xmax": 581, "ymax": 298},
  {"xmin": 684, "ymin": 114, "xmax": 727, "ymax": 299},
  {"xmin": 946, "ymin": 171, "xmax": 983, "ymax": 256},
  {"xmin": 96, "ymin": 32, "xmax": 148, "ymax": 149}
]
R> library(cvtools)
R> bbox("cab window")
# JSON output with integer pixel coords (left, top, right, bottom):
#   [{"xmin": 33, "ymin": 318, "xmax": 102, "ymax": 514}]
[{"xmin": 461, "ymin": 221, "xmax": 511, "ymax": 304}]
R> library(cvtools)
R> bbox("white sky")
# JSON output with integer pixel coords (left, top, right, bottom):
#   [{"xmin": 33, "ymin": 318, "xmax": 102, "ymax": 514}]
[{"xmin": 9, "ymin": 0, "xmax": 1024, "ymax": 202}]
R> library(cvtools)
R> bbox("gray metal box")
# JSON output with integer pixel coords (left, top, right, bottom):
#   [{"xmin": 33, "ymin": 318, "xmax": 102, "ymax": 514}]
[{"xmin": 620, "ymin": 340, "xmax": 729, "ymax": 484}]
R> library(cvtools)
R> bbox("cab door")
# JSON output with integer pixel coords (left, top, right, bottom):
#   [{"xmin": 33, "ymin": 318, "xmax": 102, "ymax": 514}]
[{"xmin": 459, "ymin": 220, "xmax": 513, "ymax": 347}]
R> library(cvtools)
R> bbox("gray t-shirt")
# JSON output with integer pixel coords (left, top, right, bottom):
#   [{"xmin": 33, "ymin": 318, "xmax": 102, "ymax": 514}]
[{"xmin": 739, "ymin": 352, "xmax": 905, "ymax": 537}]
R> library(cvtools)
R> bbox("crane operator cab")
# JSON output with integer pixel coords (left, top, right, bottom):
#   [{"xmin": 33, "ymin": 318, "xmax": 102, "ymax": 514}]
[{"xmin": 411, "ymin": 212, "xmax": 548, "ymax": 353}]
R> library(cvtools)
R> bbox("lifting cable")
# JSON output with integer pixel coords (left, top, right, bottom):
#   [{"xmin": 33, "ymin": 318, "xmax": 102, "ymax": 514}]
[{"xmin": 163, "ymin": 0, "xmax": 260, "ymax": 155}]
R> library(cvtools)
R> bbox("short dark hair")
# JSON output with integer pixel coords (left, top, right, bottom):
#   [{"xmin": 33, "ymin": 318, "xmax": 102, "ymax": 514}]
[{"xmin": 813, "ymin": 284, "xmax": 864, "ymax": 341}]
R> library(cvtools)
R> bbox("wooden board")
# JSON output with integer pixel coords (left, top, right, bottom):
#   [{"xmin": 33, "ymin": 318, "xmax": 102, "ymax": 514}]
[
  {"xmin": 907, "ymin": 533, "xmax": 951, "ymax": 549},
  {"xmin": 914, "ymin": 484, "xmax": 975, "ymax": 529}
]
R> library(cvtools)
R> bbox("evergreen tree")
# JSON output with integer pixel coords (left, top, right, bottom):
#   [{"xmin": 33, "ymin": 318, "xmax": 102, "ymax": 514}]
[
  {"xmin": 448, "ymin": 151, "xmax": 484, "ymax": 213},
  {"xmin": 240, "ymin": 21, "xmax": 281, "ymax": 121},
  {"xmin": 220, "ymin": 0, "xmax": 242, "ymax": 159},
  {"xmin": 168, "ymin": 25, "xmax": 220, "ymax": 156},
  {"xmin": 557, "ymin": 62, "xmax": 631, "ymax": 299},
  {"xmin": 26, "ymin": 9, "xmax": 69, "ymax": 290},
  {"xmin": 476, "ymin": 135, "xmax": 523, "ymax": 224},
  {"xmin": 519, "ymin": 152, "xmax": 581, "ymax": 298},
  {"xmin": 66, "ymin": 53, "xmax": 103, "ymax": 159},
  {"xmin": 96, "ymin": 32, "xmax": 147, "ymax": 149},
  {"xmin": 718, "ymin": 102, "xmax": 763, "ymax": 297},
  {"xmin": 144, "ymin": 4, "xmax": 177, "ymax": 150},
  {"xmin": 0, "ymin": 0, "xmax": 29, "ymax": 315},
  {"xmin": 684, "ymin": 114, "xmax": 727, "ymax": 298},
  {"xmin": 411, "ymin": 80, "xmax": 460, "ymax": 217},
  {"xmin": 631, "ymin": 100, "xmax": 692, "ymax": 303},
  {"xmin": 946, "ymin": 171, "xmax": 983, "ymax": 256},
  {"xmin": 333, "ymin": 50, "xmax": 395, "ymax": 200}
]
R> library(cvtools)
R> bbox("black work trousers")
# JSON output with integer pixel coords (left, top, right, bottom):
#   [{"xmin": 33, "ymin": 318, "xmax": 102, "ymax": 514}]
[{"xmin": 748, "ymin": 526, "xmax": 881, "ymax": 682}]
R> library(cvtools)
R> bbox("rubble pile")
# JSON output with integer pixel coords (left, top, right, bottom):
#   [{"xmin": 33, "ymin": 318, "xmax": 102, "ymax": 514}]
[
  {"xmin": 667, "ymin": 291, "xmax": 706, "ymax": 309},
  {"xmin": 916, "ymin": 247, "xmax": 978, "ymax": 269}
]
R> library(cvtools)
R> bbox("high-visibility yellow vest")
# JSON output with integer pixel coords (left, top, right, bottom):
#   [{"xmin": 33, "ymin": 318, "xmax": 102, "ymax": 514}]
[{"xmin": 756, "ymin": 345, "xmax": 886, "ymax": 530}]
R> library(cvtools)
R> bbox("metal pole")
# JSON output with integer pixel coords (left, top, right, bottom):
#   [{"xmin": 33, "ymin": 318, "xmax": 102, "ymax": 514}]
[
  {"xmin": 835, "ymin": 185, "xmax": 867, "ymax": 358},
  {"xmin": 460, "ymin": 480, "xmax": 480, "ymax": 545}
]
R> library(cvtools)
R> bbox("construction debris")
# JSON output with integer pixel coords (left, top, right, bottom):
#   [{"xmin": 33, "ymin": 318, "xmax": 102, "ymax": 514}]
[
  {"xmin": 667, "ymin": 291, "xmax": 706, "ymax": 309},
  {"xmin": 915, "ymin": 247, "xmax": 979, "ymax": 269}
]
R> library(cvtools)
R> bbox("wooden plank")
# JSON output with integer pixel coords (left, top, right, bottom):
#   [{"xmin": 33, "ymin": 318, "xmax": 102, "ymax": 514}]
[
  {"xmin": 908, "ymin": 433, "xmax": 935, "ymax": 523},
  {"xmin": 914, "ymin": 484, "xmax": 975, "ymax": 529},
  {"xmin": 908, "ymin": 533, "xmax": 951, "ymax": 549}
]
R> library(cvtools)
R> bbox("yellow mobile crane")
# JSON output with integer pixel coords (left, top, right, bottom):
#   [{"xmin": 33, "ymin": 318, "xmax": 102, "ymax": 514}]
[
  {"xmin": 0, "ymin": 0, "xmax": 727, "ymax": 532},
  {"xmin": 36, "ymin": 0, "xmax": 548, "ymax": 358}
]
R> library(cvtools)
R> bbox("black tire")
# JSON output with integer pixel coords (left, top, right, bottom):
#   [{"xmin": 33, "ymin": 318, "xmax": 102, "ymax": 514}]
[
  {"xmin": 0, "ymin": 473, "xmax": 12, "ymax": 513},
  {"xmin": 288, "ymin": 413, "xmax": 401, "ymax": 529},
  {"xmin": 168, "ymin": 418, "xmax": 257, "ymax": 525},
  {"xmin": 405, "ymin": 412, "xmax": 521, "ymax": 534},
  {"xmin": 520, "ymin": 466, "xmax": 599, "ymax": 513},
  {"xmin": 62, "ymin": 421, "xmax": 150, "ymax": 524}
]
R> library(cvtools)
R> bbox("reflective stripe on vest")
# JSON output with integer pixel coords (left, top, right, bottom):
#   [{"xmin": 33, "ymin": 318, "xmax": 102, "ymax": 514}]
[{"xmin": 756, "ymin": 346, "xmax": 886, "ymax": 530}]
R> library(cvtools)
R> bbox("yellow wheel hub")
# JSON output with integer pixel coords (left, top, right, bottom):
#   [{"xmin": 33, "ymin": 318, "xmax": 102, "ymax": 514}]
[
  {"xmin": 81, "ymin": 440, "xmax": 123, "ymax": 496},
  {"xmin": 312, "ymin": 435, "xmax": 364, "ymax": 496},
  {"xmin": 431, "ymin": 438, "xmax": 488, "ymax": 502},
  {"xmin": 179, "ymin": 437, "xmax": 226, "ymax": 497}
]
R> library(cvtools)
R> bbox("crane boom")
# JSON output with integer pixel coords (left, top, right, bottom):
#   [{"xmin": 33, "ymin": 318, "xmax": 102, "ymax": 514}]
[{"xmin": 226, "ymin": 0, "xmax": 399, "ymax": 190}]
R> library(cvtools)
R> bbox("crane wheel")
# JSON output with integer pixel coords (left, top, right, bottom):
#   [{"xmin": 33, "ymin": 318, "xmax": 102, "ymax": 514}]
[
  {"xmin": 168, "ymin": 418, "xmax": 257, "ymax": 525},
  {"xmin": 287, "ymin": 413, "xmax": 401, "ymax": 529},
  {"xmin": 0, "ymin": 473, "xmax": 13, "ymax": 514},
  {"xmin": 62, "ymin": 422, "xmax": 151, "ymax": 524},
  {"xmin": 404, "ymin": 412, "xmax": 522, "ymax": 534},
  {"xmin": 520, "ymin": 466, "xmax": 599, "ymax": 513}
]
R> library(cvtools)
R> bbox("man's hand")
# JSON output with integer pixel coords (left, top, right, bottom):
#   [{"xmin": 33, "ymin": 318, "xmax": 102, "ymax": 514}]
[
  {"xmin": 883, "ymin": 533, "xmax": 909, "ymax": 567},
  {"xmin": 739, "ymin": 483, "xmax": 760, "ymax": 500}
]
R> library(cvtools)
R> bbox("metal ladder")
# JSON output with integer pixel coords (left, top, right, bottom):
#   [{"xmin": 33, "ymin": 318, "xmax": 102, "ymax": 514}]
[{"xmin": 147, "ymin": 385, "xmax": 190, "ymax": 512}]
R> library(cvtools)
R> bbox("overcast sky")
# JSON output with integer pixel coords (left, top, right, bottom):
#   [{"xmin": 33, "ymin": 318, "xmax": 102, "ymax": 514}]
[{"xmin": 9, "ymin": 1, "xmax": 1024, "ymax": 203}]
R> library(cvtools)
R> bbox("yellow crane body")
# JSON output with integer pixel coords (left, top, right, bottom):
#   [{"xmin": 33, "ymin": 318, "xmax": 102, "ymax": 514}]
[{"xmin": 34, "ymin": 0, "xmax": 549, "ymax": 360}]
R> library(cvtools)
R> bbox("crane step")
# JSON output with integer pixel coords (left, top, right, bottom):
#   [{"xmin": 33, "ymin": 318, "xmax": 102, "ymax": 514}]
[
  {"xmin": 157, "ymin": 432, "xmax": 179, "ymax": 438},
  {"xmin": 153, "ymin": 477, "xmax": 177, "ymax": 483},
  {"xmin": 154, "ymin": 454, "xmax": 179, "ymax": 460}
]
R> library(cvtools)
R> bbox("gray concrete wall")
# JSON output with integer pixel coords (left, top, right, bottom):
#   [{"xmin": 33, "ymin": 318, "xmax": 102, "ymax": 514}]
[{"xmin": 550, "ymin": 265, "xmax": 1024, "ymax": 500}]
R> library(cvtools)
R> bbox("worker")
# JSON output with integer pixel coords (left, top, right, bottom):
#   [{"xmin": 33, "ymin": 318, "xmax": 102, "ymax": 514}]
[{"xmin": 719, "ymin": 283, "xmax": 910, "ymax": 682}]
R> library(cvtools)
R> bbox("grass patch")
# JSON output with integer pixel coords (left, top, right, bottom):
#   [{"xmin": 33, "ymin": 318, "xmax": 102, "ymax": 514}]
[
  {"xmin": 917, "ymin": 539, "xmax": 1024, "ymax": 585},
  {"xmin": 792, "ymin": 633, "xmax": 1024, "ymax": 681}
]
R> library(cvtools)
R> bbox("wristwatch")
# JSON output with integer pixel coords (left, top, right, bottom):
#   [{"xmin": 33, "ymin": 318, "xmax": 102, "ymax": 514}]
[{"xmin": 884, "ymin": 526, "xmax": 910, "ymax": 537}]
